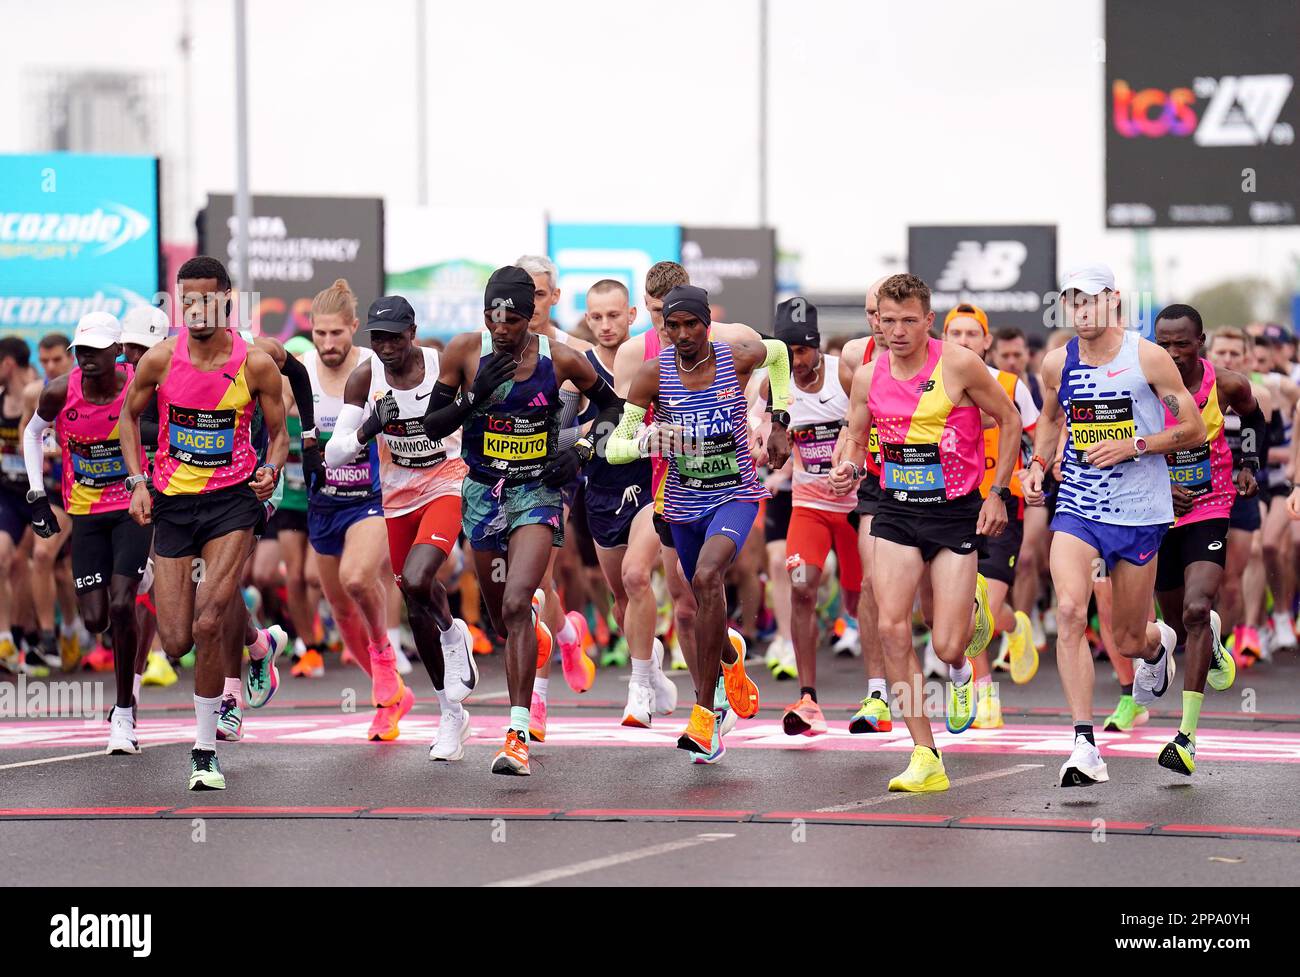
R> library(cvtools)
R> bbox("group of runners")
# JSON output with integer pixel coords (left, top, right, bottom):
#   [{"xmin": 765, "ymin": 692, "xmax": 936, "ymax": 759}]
[{"xmin": 5, "ymin": 252, "xmax": 1299, "ymax": 791}]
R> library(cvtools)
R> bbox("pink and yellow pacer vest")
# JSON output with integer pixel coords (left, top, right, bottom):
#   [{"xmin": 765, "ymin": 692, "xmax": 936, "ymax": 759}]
[
  {"xmin": 1163, "ymin": 358, "xmax": 1233, "ymax": 527},
  {"xmin": 58, "ymin": 364, "xmax": 145, "ymax": 515},
  {"xmin": 868, "ymin": 337, "xmax": 982, "ymax": 504},
  {"xmin": 154, "ymin": 329, "xmax": 258, "ymax": 496}
]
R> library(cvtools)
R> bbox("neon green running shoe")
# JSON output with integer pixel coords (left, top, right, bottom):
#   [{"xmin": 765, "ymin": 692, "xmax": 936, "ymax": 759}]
[
  {"xmin": 849, "ymin": 694, "xmax": 893, "ymax": 733},
  {"xmin": 1157, "ymin": 731, "xmax": 1196, "ymax": 775},
  {"xmin": 1207, "ymin": 610, "xmax": 1236, "ymax": 692},
  {"xmin": 964, "ymin": 573, "xmax": 995, "ymax": 659},
  {"xmin": 946, "ymin": 675, "xmax": 976, "ymax": 733},
  {"xmin": 888, "ymin": 745, "xmax": 949, "ymax": 792},
  {"xmin": 1103, "ymin": 694, "xmax": 1149, "ymax": 732},
  {"xmin": 188, "ymin": 749, "xmax": 226, "ymax": 791}
]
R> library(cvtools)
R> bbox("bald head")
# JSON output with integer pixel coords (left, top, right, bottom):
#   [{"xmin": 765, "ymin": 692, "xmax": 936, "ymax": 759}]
[{"xmin": 865, "ymin": 275, "xmax": 889, "ymax": 335}]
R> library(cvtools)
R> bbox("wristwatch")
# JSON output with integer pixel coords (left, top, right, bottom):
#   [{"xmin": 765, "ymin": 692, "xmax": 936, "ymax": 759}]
[
  {"xmin": 25, "ymin": 489, "xmax": 44, "ymax": 504},
  {"xmin": 1133, "ymin": 436, "xmax": 1148, "ymax": 456},
  {"xmin": 125, "ymin": 474, "xmax": 148, "ymax": 491},
  {"xmin": 770, "ymin": 409, "xmax": 790, "ymax": 428},
  {"xmin": 575, "ymin": 436, "xmax": 595, "ymax": 464},
  {"xmin": 301, "ymin": 427, "xmax": 318, "ymax": 441},
  {"xmin": 992, "ymin": 485, "xmax": 1013, "ymax": 503}
]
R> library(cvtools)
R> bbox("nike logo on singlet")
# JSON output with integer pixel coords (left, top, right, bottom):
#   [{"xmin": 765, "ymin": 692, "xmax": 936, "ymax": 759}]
[
  {"xmin": 415, "ymin": 390, "xmax": 430, "ymax": 401},
  {"xmin": 1107, "ymin": 368, "xmax": 1130, "ymax": 378}
]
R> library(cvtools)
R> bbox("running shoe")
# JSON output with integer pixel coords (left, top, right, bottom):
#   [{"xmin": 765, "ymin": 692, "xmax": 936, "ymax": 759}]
[
  {"xmin": 650, "ymin": 639, "xmax": 679, "ymax": 715},
  {"xmin": 468, "ymin": 623, "xmax": 494, "ymax": 655},
  {"xmin": 528, "ymin": 692, "xmax": 547, "ymax": 743},
  {"xmin": 244, "ymin": 624, "xmax": 288, "ymax": 708},
  {"xmin": 1207, "ymin": 610, "xmax": 1236, "ymax": 692},
  {"xmin": 59, "ymin": 631, "xmax": 81, "ymax": 672},
  {"xmin": 0, "ymin": 638, "xmax": 19, "ymax": 675},
  {"xmin": 442, "ymin": 618, "xmax": 479, "ymax": 703},
  {"xmin": 832, "ymin": 618, "xmax": 861, "ymax": 657},
  {"xmin": 973, "ymin": 684, "xmax": 1003, "ymax": 729},
  {"xmin": 764, "ymin": 638, "xmax": 781, "ymax": 672},
  {"xmin": 393, "ymin": 646, "xmax": 414, "ymax": 676},
  {"xmin": 1059, "ymin": 734, "xmax": 1108, "ymax": 787},
  {"xmin": 921, "ymin": 635, "xmax": 945, "ymax": 679},
  {"xmin": 141, "ymin": 650, "xmax": 178, "ymax": 688},
  {"xmin": 368, "ymin": 685, "xmax": 414, "ymax": 742},
  {"xmin": 1157, "ymin": 731, "xmax": 1196, "ymax": 776},
  {"xmin": 1103, "ymin": 694, "xmax": 1149, "ymax": 731},
  {"xmin": 601, "ymin": 636, "xmax": 630, "ymax": 669},
  {"xmin": 369, "ymin": 651, "xmax": 406, "ymax": 709},
  {"xmin": 490, "ymin": 729, "xmax": 530, "ymax": 776},
  {"xmin": 535, "ymin": 619, "xmax": 553, "ymax": 671},
  {"xmin": 770, "ymin": 637, "xmax": 798, "ymax": 680},
  {"xmin": 1234, "ymin": 625, "xmax": 1261, "ymax": 669},
  {"xmin": 23, "ymin": 648, "xmax": 54, "ymax": 675},
  {"xmin": 79, "ymin": 645, "xmax": 111, "ymax": 672},
  {"xmin": 188, "ymin": 748, "xmax": 226, "ymax": 791},
  {"xmin": 991, "ymin": 632, "xmax": 1012, "ymax": 672},
  {"xmin": 691, "ymin": 706, "xmax": 728, "ymax": 765},
  {"xmin": 722, "ymin": 629, "xmax": 759, "ymax": 718},
  {"xmin": 1030, "ymin": 609, "xmax": 1048, "ymax": 651},
  {"xmin": 715, "ymin": 676, "xmax": 738, "ymax": 737},
  {"xmin": 106, "ymin": 706, "xmax": 140, "ymax": 756},
  {"xmin": 887, "ymin": 745, "xmax": 949, "ymax": 792},
  {"xmin": 849, "ymin": 694, "xmax": 892, "ymax": 733},
  {"xmin": 179, "ymin": 648, "xmax": 196, "ymax": 669},
  {"xmin": 1270, "ymin": 611, "xmax": 1297, "ymax": 650},
  {"xmin": 677, "ymin": 704, "xmax": 717, "ymax": 755},
  {"xmin": 291, "ymin": 648, "xmax": 325, "ymax": 678},
  {"xmin": 559, "ymin": 610, "xmax": 596, "ymax": 693},
  {"xmin": 946, "ymin": 675, "xmax": 976, "ymax": 734},
  {"xmin": 668, "ymin": 636, "xmax": 688, "ymax": 671},
  {"xmin": 1133, "ymin": 621, "xmax": 1177, "ymax": 706},
  {"xmin": 1007, "ymin": 610, "xmax": 1038, "ymax": 684},
  {"xmin": 964, "ymin": 572, "xmax": 995, "ymax": 658},
  {"xmin": 429, "ymin": 707, "xmax": 471, "ymax": 761},
  {"xmin": 216, "ymin": 696, "xmax": 242, "ymax": 742},
  {"xmin": 621, "ymin": 682, "xmax": 654, "ymax": 729},
  {"xmin": 782, "ymin": 694, "xmax": 827, "ymax": 736}
]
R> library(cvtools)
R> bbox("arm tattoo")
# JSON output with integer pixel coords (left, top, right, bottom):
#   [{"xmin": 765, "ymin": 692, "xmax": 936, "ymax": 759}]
[{"xmin": 1163, "ymin": 394, "xmax": 1181, "ymax": 417}]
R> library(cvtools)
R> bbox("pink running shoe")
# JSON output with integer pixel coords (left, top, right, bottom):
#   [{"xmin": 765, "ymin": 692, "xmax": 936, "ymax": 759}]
[
  {"xmin": 528, "ymin": 691, "xmax": 547, "ymax": 743},
  {"xmin": 369, "ymin": 644, "xmax": 405, "ymax": 707},
  {"xmin": 368, "ymin": 685, "xmax": 415, "ymax": 741},
  {"xmin": 559, "ymin": 611, "xmax": 596, "ymax": 694}
]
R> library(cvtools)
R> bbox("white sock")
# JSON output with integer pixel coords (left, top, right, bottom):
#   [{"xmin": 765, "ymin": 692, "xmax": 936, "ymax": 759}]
[
  {"xmin": 948, "ymin": 661, "xmax": 972, "ymax": 687},
  {"xmin": 223, "ymin": 676, "xmax": 242, "ymax": 706},
  {"xmin": 435, "ymin": 687, "xmax": 464, "ymax": 719},
  {"xmin": 557, "ymin": 616, "xmax": 578, "ymax": 646},
  {"xmin": 133, "ymin": 673, "xmax": 143, "ymax": 704},
  {"xmin": 387, "ymin": 627, "xmax": 404, "ymax": 652},
  {"xmin": 868, "ymin": 677, "xmax": 887, "ymax": 700},
  {"xmin": 534, "ymin": 676, "xmax": 549, "ymax": 702},
  {"xmin": 293, "ymin": 637, "xmax": 307, "ymax": 657},
  {"xmin": 60, "ymin": 622, "xmax": 77, "ymax": 638},
  {"xmin": 631, "ymin": 657, "xmax": 652, "ymax": 686},
  {"xmin": 193, "ymin": 694, "xmax": 221, "ymax": 751}
]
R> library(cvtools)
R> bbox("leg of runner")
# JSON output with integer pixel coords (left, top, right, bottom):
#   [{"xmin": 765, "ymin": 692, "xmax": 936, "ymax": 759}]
[
  {"xmin": 1050, "ymin": 533, "xmax": 1106, "ymax": 786},
  {"xmin": 662, "ymin": 544, "xmax": 699, "ymax": 674},
  {"xmin": 1014, "ymin": 504, "xmax": 1048, "ymax": 635},
  {"xmin": 764, "ymin": 537, "xmax": 793, "ymax": 664},
  {"xmin": 1261, "ymin": 496, "xmax": 1294, "ymax": 656},
  {"xmin": 1098, "ymin": 578, "xmax": 1144, "ymax": 731},
  {"xmin": 0, "ymin": 527, "xmax": 25, "ymax": 672},
  {"xmin": 849, "ymin": 513, "xmax": 892, "ymax": 733},
  {"xmin": 277, "ymin": 527, "xmax": 317, "ymax": 654},
  {"xmin": 972, "ymin": 576, "xmax": 1018, "ymax": 729},
  {"xmin": 729, "ymin": 517, "xmax": 765, "ymax": 651},
  {"xmin": 1242, "ymin": 528, "xmax": 1268, "ymax": 663},
  {"xmin": 55, "ymin": 555, "xmax": 83, "ymax": 668},
  {"xmin": 607, "ymin": 507, "xmax": 676, "ymax": 727},
  {"xmin": 315, "ymin": 555, "xmax": 373, "ymax": 676},
  {"xmin": 30, "ymin": 507, "xmax": 72, "ymax": 669}
]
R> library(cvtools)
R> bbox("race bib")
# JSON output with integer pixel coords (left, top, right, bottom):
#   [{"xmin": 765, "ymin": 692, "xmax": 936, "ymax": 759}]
[
  {"xmin": 881, "ymin": 441, "xmax": 946, "ymax": 504},
  {"xmin": 1070, "ymin": 398, "xmax": 1136, "ymax": 455},
  {"xmin": 68, "ymin": 437, "xmax": 127, "ymax": 488},
  {"xmin": 675, "ymin": 429, "xmax": 743, "ymax": 491},
  {"xmin": 1167, "ymin": 442, "xmax": 1212, "ymax": 497},
  {"xmin": 791, "ymin": 420, "xmax": 842, "ymax": 476},
  {"xmin": 383, "ymin": 416, "xmax": 447, "ymax": 470},
  {"xmin": 168, "ymin": 406, "xmax": 236, "ymax": 468},
  {"xmin": 482, "ymin": 413, "xmax": 550, "ymax": 479}
]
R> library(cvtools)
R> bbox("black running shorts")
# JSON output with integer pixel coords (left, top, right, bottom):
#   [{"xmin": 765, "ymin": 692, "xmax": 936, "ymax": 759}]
[
  {"xmin": 870, "ymin": 490, "xmax": 984, "ymax": 564},
  {"xmin": 151, "ymin": 484, "xmax": 264, "ymax": 559},
  {"xmin": 1154, "ymin": 518, "xmax": 1229, "ymax": 593},
  {"xmin": 764, "ymin": 488, "xmax": 792, "ymax": 543},
  {"xmin": 978, "ymin": 511, "xmax": 1024, "ymax": 586},
  {"xmin": 70, "ymin": 510, "xmax": 153, "ymax": 594}
]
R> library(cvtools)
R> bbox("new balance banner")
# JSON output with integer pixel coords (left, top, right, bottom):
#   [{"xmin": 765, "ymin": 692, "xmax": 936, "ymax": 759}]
[
  {"xmin": 0, "ymin": 153, "xmax": 161, "ymax": 345},
  {"xmin": 907, "ymin": 225, "xmax": 1057, "ymax": 334},
  {"xmin": 386, "ymin": 206, "xmax": 546, "ymax": 339},
  {"xmin": 203, "ymin": 194, "xmax": 384, "ymax": 340},
  {"xmin": 548, "ymin": 223, "xmax": 680, "ymax": 333},
  {"xmin": 681, "ymin": 227, "xmax": 776, "ymax": 333},
  {"xmin": 1105, "ymin": 0, "xmax": 1299, "ymax": 228}
]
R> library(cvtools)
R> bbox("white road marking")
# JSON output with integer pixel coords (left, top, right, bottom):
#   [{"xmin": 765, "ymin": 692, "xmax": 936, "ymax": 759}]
[
  {"xmin": 814, "ymin": 763, "xmax": 1044, "ymax": 813},
  {"xmin": 0, "ymin": 739, "xmax": 190, "ymax": 771},
  {"xmin": 483, "ymin": 832, "xmax": 734, "ymax": 887}
]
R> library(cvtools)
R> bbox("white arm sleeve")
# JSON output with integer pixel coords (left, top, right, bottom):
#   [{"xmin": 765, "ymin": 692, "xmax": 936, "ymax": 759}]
[
  {"xmin": 324, "ymin": 403, "xmax": 367, "ymax": 467},
  {"xmin": 22, "ymin": 412, "xmax": 53, "ymax": 495}
]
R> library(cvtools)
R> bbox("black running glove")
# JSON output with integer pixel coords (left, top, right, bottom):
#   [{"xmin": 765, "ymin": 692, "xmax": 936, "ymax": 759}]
[
  {"xmin": 301, "ymin": 442, "xmax": 326, "ymax": 494},
  {"xmin": 540, "ymin": 438, "xmax": 594, "ymax": 488},
  {"xmin": 470, "ymin": 352, "xmax": 517, "ymax": 404},
  {"xmin": 359, "ymin": 392, "xmax": 400, "ymax": 443},
  {"xmin": 29, "ymin": 495, "xmax": 58, "ymax": 539}
]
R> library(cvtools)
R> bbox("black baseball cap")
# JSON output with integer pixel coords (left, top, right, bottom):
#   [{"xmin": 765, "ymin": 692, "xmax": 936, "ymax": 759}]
[
  {"xmin": 366, "ymin": 295, "xmax": 416, "ymax": 332},
  {"xmin": 774, "ymin": 297, "xmax": 819, "ymax": 348}
]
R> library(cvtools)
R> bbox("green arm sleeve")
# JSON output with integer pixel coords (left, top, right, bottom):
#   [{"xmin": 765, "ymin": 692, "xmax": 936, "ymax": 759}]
[
  {"xmin": 763, "ymin": 339, "xmax": 791, "ymax": 413},
  {"xmin": 605, "ymin": 403, "xmax": 648, "ymax": 465}
]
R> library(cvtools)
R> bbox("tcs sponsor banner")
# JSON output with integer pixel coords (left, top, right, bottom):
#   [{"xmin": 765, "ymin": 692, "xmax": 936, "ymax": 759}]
[
  {"xmin": 548, "ymin": 223, "xmax": 680, "ymax": 332},
  {"xmin": 680, "ymin": 227, "xmax": 776, "ymax": 332},
  {"xmin": 0, "ymin": 153, "xmax": 161, "ymax": 342},
  {"xmin": 385, "ymin": 206, "xmax": 545, "ymax": 339},
  {"xmin": 1105, "ymin": 0, "xmax": 1298, "ymax": 227},
  {"xmin": 907, "ymin": 225, "xmax": 1057, "ymax": 334},
  {"xmin": 204, "ymin": 194, "xmax": 384, "ymax": 341}
]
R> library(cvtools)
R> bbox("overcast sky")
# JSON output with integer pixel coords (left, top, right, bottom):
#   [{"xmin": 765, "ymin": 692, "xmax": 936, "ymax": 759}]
[{"xmin": 1, "ymin": 0, "xmax": 1297, "ymax": 302}]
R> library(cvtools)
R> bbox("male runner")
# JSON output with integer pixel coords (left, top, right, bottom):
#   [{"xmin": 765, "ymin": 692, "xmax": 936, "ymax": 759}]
[
  {"xmin": 770, "ymin": 298, "xmax": 861, "ymax": 735},
  {"xmin": 835, "ymin": 277, "xmax": 894, "ymax": 733},
  {"xmin": 23, "ymin": 313, "xmax": 153, "ymax": 753},
  {"xmin": 0, "ymin": 337, "xmax": 42, "ymax": 674},
  {"xmin": 580, "ymin": 278, "xmax": 677, "ymax": 727},
  {"xmin": 327, "ymin": 295, "xmax": 477, "ymax": 749},
  {"xmin": 1022, "ymin": 263, "xmax": 1204, "ymax": 788},
  {"xmin": 608, "ymin": 284, "xmax": 791, "ymax": 763},
  {"xmin": 119, "ymin": 260, "xmax": 288, "ymax": 790},
  {"xmin": 942, "ymin": 304, "xmax": 1040, "ymax": 728},
  {"xmin": 1151, "ymin": 304, "xmax": 1260, "ymax": 774},
  {"xmin": 422, "ymin": 266, "xmax": 624, "ymax": 775},
  {"xmin": 831, "ymin": 274, "xmax": 1016, "ymax": 792}
]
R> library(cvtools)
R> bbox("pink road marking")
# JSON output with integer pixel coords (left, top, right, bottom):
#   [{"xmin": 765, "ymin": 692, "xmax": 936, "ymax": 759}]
[{"xmin": 2, "ymin": 714, "xmax": 1299, "ymax": 763}]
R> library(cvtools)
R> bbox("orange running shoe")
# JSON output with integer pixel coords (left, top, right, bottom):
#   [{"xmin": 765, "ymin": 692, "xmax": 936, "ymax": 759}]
[
  {"xmin": 292, "ymin": 648, "xmax": 325, "ymax": 678},
  {"xmin": 528, "ymin": 692, "xmax": 547, "ymax": 742},
  {"xmin": 782, "ymin": 694, "xmax": 827, "ymax": 736},
  {"xmin": 535, "ymin": 619, "xmax": 553, "ymax": 670},
  {"xmin": 491, "ymin": 729, "xmax": 530, "ymax": 775},
  {"xmin": 676, "ymin": 704, "xmax": 717, "ymax": 755},
  {"xmin": 469, "ymin": 624, "xmax": 493, "ymax": 655},
  {"xmin": 367, "ymin": 685, "xmax": 414, "ymax": 741},
  {"xmin": 722, "ymin": 629, "xmax": 759, "ymax": 718}
]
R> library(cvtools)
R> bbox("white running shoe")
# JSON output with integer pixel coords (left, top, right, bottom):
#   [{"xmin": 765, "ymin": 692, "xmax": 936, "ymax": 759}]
[
  {"xmin": 1271, "ymin": 612, "xmax": 1297, "ymax": 650},
  {"xmin": 650, "ymin": 639, "xmax": 679, "ymax": 715},
  {"xmin": 393, "ymin": 646, "xmax": 414, "ymax": 676},
  {"xmin": 442, "ymin": 618, "xmax": 479, "ymax": 703},
  {"xmin": 1134, "ymin": 620, "xmax": 1177, "ymax": 706},
  {"xmin": 833, "ymin": 624, "xmax": 861, "ymax": 657},
  {"xmin": 720, "ymin": 707, "xmax": 738, "ymax": 737},
  {"xmin": 1059, "ymin": 734, "xmax": 1109, "ymax": 787},
  {"xmin": 621, "ymin": 682, "xmax": 654, "ymax": 728},
  {"xmin": 429, "ymin": 707, "xmax": 471, "ymax": 761},
  {"xmin": 106, "ymin": 706, "xmax": 140, "ymax": 756},
  {"xmin": 922, "ymin": 636, "xmax": 945, "ymax": 680}
]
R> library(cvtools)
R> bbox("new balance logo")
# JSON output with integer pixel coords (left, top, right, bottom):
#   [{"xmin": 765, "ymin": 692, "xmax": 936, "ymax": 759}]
[
  {"xmin": 936, "ymin": 241, "xmax": 1028, "ymax": 291},
  {"xmin": 528, "ymin": 393, "xmax": 548, "ymax": 407},
  {"xmin": 1194, "ymin": 74, "xmax": 1294, "ymax": 147}
]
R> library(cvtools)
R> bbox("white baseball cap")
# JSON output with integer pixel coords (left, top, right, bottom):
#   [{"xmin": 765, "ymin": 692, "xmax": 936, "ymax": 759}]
[
  {"xmin": 1058, "ymin": 262, "xmax": 1117, "ymax": 295},
  {"xmin": 69, "ymin": 312, "xmax": 122, "ymax": 351},
  {"xmin": 120, "ymin": 305, "xmax": 169, "ymax": 348}
]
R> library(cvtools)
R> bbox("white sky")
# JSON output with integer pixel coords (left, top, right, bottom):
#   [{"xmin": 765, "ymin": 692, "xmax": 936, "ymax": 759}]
[{"xmin": 1, "ymin": 0, "xmax": 1297, "ymax": 302}]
